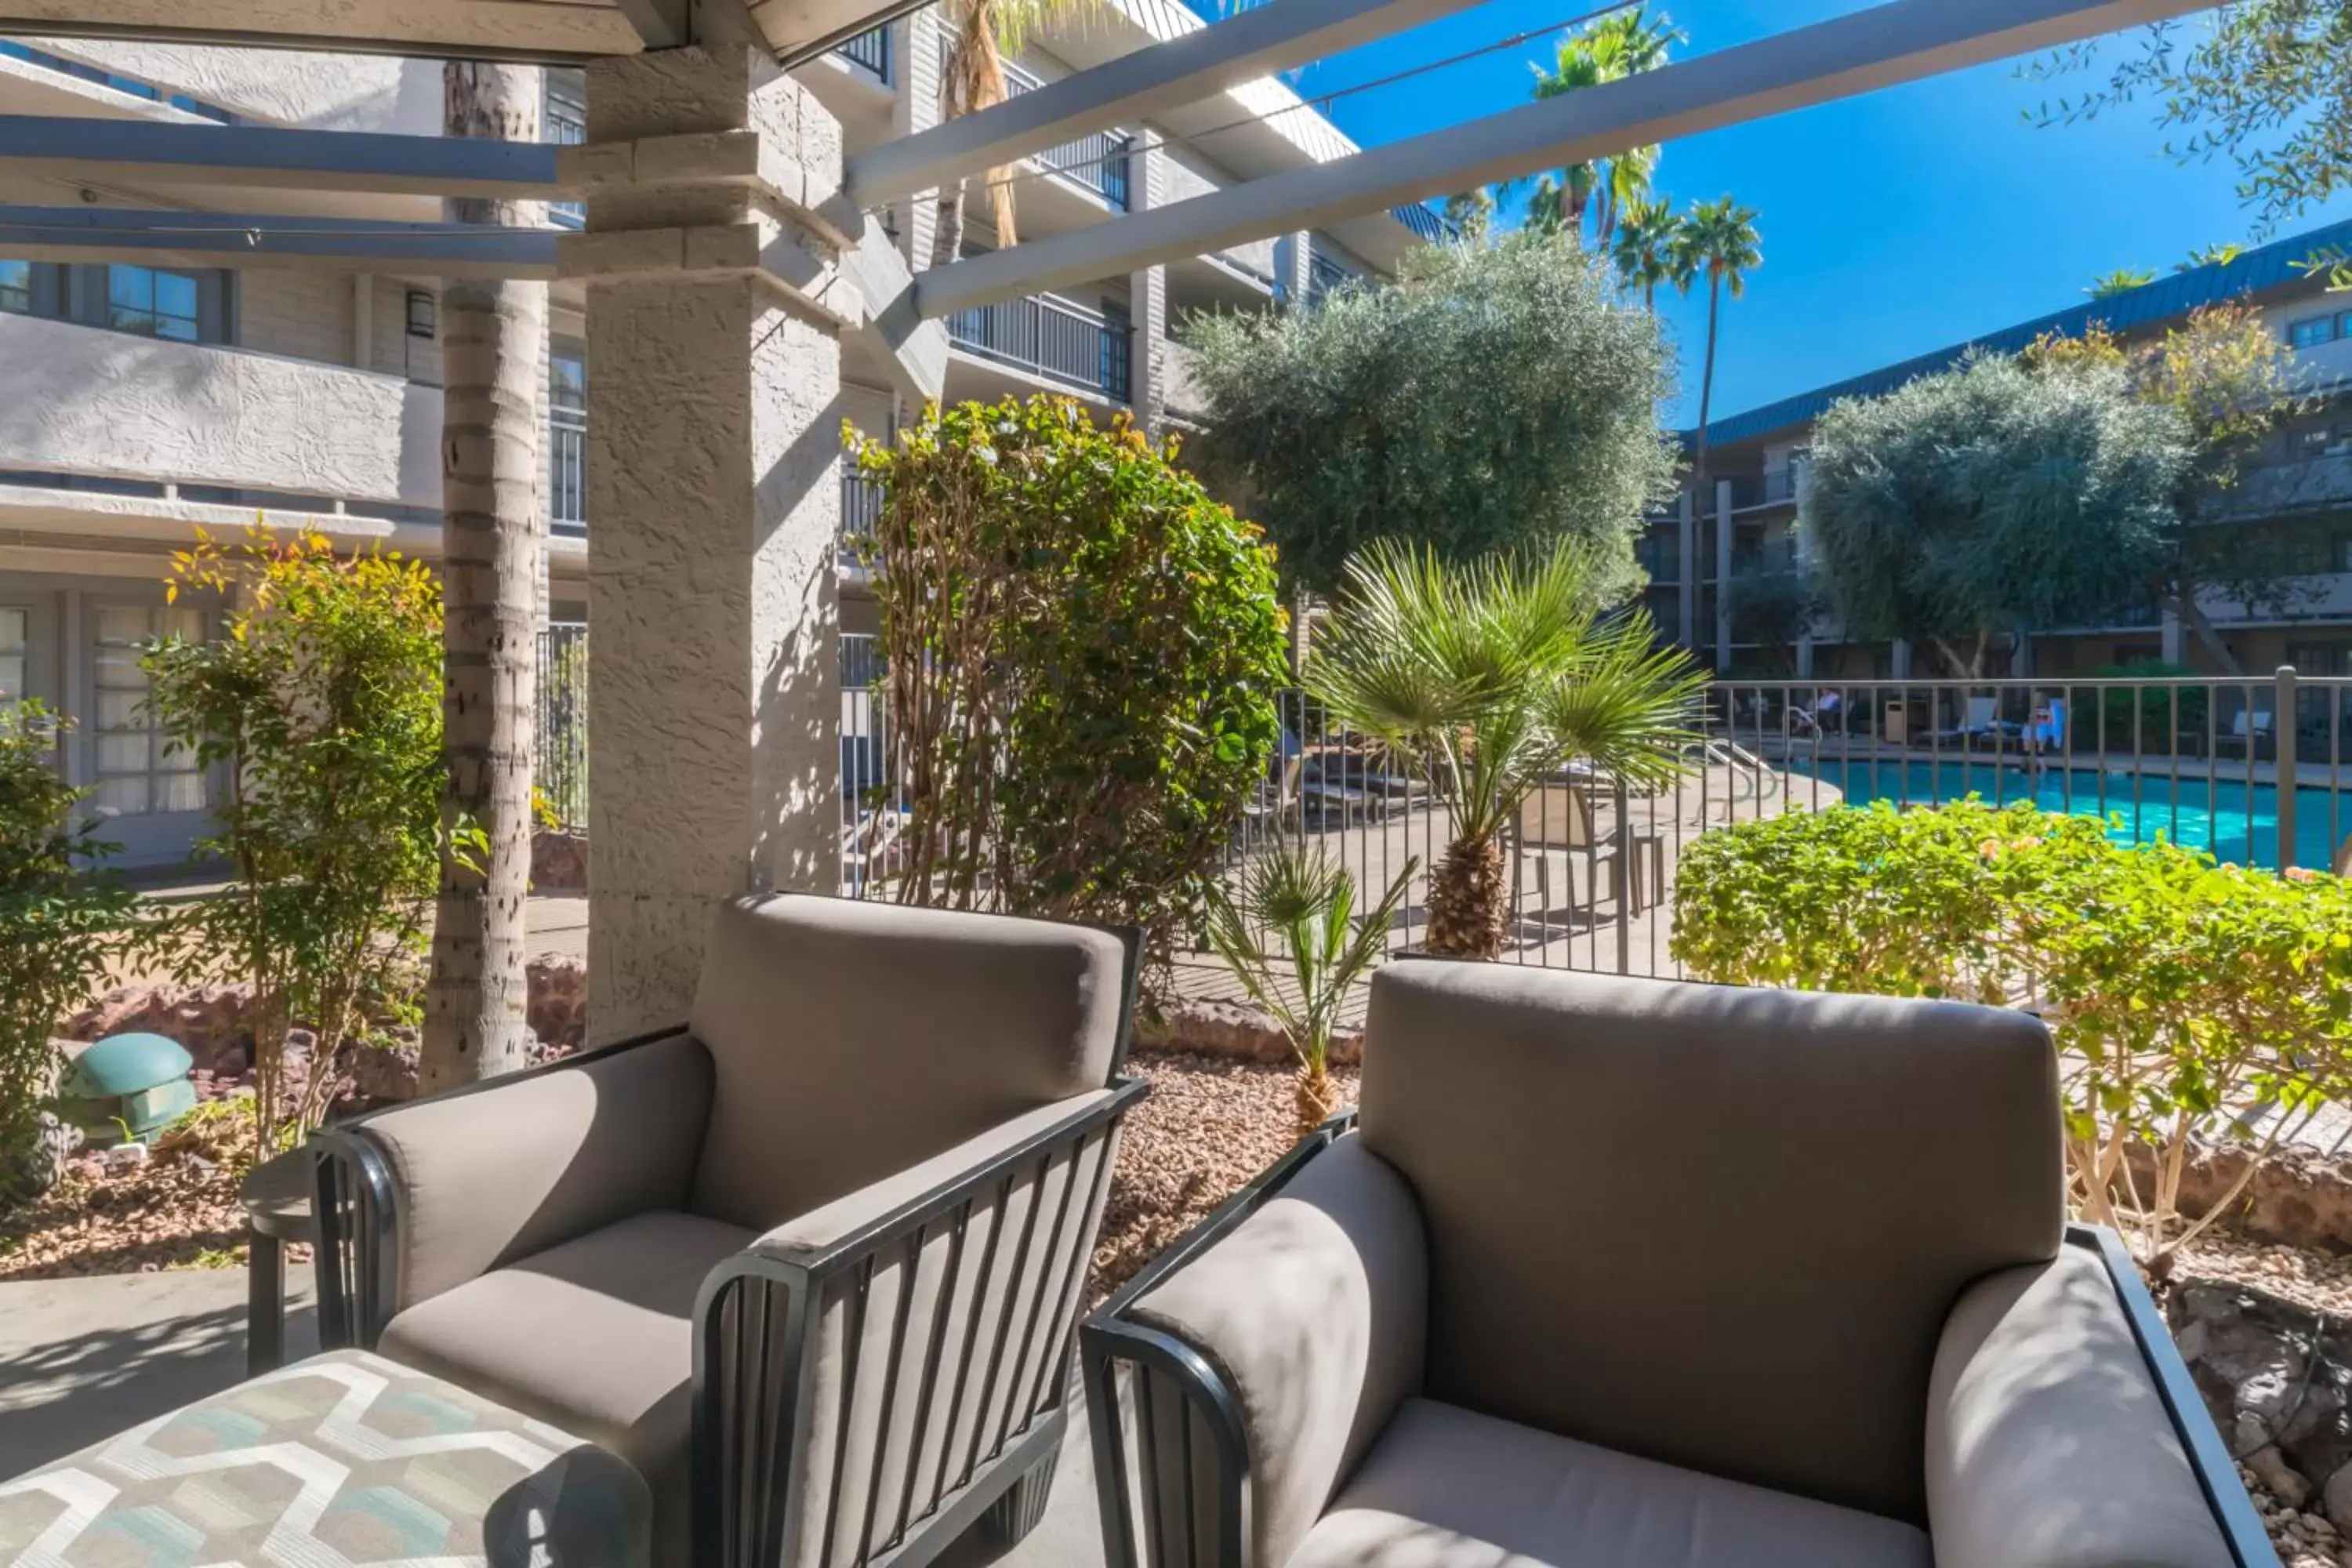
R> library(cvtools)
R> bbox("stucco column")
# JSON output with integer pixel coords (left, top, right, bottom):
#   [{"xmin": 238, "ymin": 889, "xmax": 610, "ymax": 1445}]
[
  {"xmin": 2161, "ymin": 605, "xmax": 2187, "ymax": 665},
  {"xmin": 1127, "ymin": 136, "xmax": 1166, "ymax": 433},
  {"xmin": 574, "ymin": 45, "xmax": 845, "ymax": 1040},
  {"xmin": 1713, "ymin": 477, "xmax": 1734, "ymax": 673}
]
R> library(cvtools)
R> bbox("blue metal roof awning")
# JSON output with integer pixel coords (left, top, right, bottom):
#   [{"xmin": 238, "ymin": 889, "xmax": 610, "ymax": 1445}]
[{"xmin": 1685, "ymin": 215, "xmax": 2352, "ymax": 451}]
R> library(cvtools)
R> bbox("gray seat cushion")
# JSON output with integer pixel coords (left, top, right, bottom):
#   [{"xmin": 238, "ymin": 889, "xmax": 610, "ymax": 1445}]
[
  {"xmin": 1285, "ymin": 1398, "xmax": 1930, "ymax": 1568},
  {"xmin": 687, "ymin": 893, "xmax": 1130, "ymax": 1231},
  {"xmin": 1358, "ymin": 964, "xmax": 2061, "ymax": 1522},
  {"xmin": 376, "ymin": 1208, "xmax": 755, "ymax": 1564}
]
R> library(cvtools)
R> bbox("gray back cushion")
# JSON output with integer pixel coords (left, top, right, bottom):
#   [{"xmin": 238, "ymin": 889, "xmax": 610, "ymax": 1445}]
[
  {"xmin": 688, "ymin": 895, "xmax": 1129, "ymax": 1232},
  {"xmin": 1357, "ymin": 962, "xmax": 2062, "ymax": 1525}
]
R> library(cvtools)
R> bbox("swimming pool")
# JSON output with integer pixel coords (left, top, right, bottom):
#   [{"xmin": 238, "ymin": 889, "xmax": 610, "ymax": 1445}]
[{"xmin": 1784, "ymin": 756, "xmax": 2351, "ymax": 871}]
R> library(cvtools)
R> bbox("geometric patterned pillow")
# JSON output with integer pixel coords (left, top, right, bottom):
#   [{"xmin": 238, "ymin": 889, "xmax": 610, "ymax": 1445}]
[{"xmin": 0, "ymin": 1350, "xmax": 651, "ymax": 1566}]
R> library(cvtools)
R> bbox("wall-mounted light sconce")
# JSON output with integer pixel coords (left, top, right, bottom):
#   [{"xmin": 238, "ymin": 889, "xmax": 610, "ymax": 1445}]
[{"xmin": 405, "ymin": 289, "xmax": 437, "ymax": 339}]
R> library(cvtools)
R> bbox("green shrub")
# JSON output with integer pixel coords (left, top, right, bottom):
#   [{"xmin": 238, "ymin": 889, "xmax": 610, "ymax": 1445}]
[
  {"xmin": 850, "ymin": 396, "xmax": 1289, "ymax": 973},
  {"xmin": 0, "ymin": 701, "xmax": 134, "ymax": 1196},
  {"xmin": 144, "ymin": 530, "xmax": 450, "ymax": 1156},
  {"xmin": 1671, "ymin": 797, "xmax": 2352, "ymax": 1271}
]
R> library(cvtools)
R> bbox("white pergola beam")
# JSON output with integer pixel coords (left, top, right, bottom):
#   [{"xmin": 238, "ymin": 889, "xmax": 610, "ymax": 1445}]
[
  {"xmin": 843, "ymin": 0, "xmax": 1486, "ymax": 205},
  {"xmin": 0, "ymin": 1, "xmax": 651, "ymax": 62},
  {"xmin": 0, "ymin": 117, "xmax": 563, "ymax": 200},
  {"xmin": 0, "ymin": 205, "xmax": 559, "ymax": 278},
  {"xmin": 915, "ymin": 0, "xmax": 2219, "ymax": 318}
]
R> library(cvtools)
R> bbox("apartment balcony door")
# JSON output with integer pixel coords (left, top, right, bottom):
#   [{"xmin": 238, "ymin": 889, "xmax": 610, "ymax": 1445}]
[{"xmin": 0, "ymin": 593, "xmax": 59, "ymax": 716}]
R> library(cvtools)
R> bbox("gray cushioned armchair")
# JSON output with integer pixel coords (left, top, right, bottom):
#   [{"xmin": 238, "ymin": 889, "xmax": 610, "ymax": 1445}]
[
  {"xmin": 312, "ymin": 893, "xmax": 1145, "ymax": 1568},
  {"xmin": 1082, "ymin": 962, "xmax": 2272, "ymax": 1568}
]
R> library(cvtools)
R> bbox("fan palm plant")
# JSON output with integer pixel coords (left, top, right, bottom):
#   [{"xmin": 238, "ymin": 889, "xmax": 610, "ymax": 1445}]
[
  {"xmin": 931, "ymin": 0, "xmax": 1097, "ymax": 267},
  {"xmin": 1205, "ymin": 838, "xmax": 1417, "ymax": 1138},
  {"xmin": 1610, "ymin": 195, "xmax": 1678, "ymax": 307},
  {"xmin": 1525, "ymin": 5, "xmax": 1679, "ymax": 247},
  {"xmin": 1309, "ymin": 540, "xmax": 1708, "ymax": 960}
]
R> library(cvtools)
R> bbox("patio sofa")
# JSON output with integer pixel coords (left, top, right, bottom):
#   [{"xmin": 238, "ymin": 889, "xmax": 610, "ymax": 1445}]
[
  {"xmin": 1082, "ymin": 962, "xmax": 2267, "ymax": 1568},
  {"xmin": 311, "ymin": 893, "xmax": 1145, "ymax": 1568}
]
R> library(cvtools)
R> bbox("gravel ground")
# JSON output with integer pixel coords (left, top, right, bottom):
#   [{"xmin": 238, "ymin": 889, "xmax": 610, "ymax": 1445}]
[{"xmin": 1090, "ymin": 1048, "xmax": 1354, "ymax": 1302}]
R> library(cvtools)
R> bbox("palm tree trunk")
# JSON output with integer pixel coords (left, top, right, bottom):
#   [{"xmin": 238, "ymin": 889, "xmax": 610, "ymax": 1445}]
[
  {"xmin": 931, "ymin": 183, "xmax": 965, "ymax": 270},
  {"xmin": 1294, "ymin": 1062, "xmax": 1340, "ymax": 1142},
  {"xmin": 422, "ymin": 60, "xmax": 546, "ymax": 1095},
  {"xmin": 1426, "ymin": 832, "xmax": 1508, "ymax": 959}
]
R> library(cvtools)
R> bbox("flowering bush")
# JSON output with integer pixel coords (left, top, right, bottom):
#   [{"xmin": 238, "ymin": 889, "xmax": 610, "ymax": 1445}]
[{"xmin": 1672, "ymin": 798, "xmax": 2352, "ymax": 1270}]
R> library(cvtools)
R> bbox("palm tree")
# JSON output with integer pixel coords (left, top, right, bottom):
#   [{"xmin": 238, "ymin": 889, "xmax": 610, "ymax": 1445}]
[
  {"xmin": 1205, "ymin": 840, "xmax": 1416, "ymax": 1138},
  {"xmin": 931, "ymin": 0, "xmax": 1097, "ymax": 267},
  {"xmin": 1671, "ymin": 195, "xmax": 1762, "ymax": 514},
  {"xmin": 423, "ymin": 61, "xmax": 546, "ymax": 1094},
  {"xmin": 1610, "ymin": 195, "xmax": 1677, "ymax": 307},
  {"xmin": 1309, "ymin": 541, "xmax": 1707, "ymax": 960},
  {"xmin": 1526, "ymin": 6, "xmax": 1679, "ymax": 248},
  {"xmin": 1443, "ymin": 186, "xmax": 1496, "ymax": 243},
  {"xmin": 2086, "ymin": 266, "xmax": 2158, "ymax": 297}
]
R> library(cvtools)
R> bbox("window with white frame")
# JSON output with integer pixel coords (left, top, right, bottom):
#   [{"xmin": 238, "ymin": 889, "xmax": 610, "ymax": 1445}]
[{"xmin": 90, "ymin": 604, "xmax": 207, "ymax": 817}]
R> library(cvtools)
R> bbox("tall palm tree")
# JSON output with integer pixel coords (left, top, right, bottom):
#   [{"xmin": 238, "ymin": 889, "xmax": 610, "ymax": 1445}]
[
  {"xmin": 931, "ymin": 0, "xmax": 1098, "ymax": 267},
  {"xmin": 1526, "ymin": 6, "xmax": 1679, "ymax": 249},
  {"xmin": 1309, "ymin": 541, "xmax": 1706, "ymax": 961},
  {"xmin": 1610, "ymin": 195, "xmax": 1677, "ymax": 307},
  {"xmin": 1671, "ymin": 195, "xmax": 1762, "ymax": 514},
  {"xmin": 423, "ymin": 61, "xmax": 546, "ymax": 1094}
]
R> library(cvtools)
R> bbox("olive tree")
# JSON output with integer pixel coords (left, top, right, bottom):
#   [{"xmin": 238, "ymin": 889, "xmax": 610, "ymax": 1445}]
[
  {"xmin": 1184, "ymin": 233, "xmax": 1679, "ymax": 603},
  {"xmin": 1800, "ymin": 350, "xmax": 2192, "ymax": 676}
]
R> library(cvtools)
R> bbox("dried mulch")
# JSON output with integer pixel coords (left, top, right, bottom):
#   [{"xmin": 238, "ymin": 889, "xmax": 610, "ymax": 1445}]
[{"xmin": 0, "ymin": 1108, "xmax": 260, "ymax": 1281}]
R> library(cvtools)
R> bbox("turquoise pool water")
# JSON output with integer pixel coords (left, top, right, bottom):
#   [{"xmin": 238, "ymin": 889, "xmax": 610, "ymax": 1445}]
[{"xmin": 1785, "ymin": 757, "xmax": 2349, "ymax": 871}]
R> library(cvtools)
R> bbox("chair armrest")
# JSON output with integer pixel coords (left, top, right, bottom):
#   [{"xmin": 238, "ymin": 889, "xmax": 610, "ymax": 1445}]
[
  {"xmin": 1085, "ymin": 1129, "xmax": 1428, "ymax": 1568},
  {"xmin": 313, "ymin": 1029, "xmax": 713, "ymax": 1345},
  {"xmin": 691, "ymin": 1080, "xmax": 1144, "ymax": 1568},
  {"xmin": 1927, "ymin": 1229, "xmax": 2271, "ymax": 1568}
]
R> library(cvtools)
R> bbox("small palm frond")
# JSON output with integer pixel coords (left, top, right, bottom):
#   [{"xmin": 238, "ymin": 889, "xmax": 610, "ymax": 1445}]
[{"xmin": 1537, "ymin": 609, "xmax": 1708, "ymax": 793}]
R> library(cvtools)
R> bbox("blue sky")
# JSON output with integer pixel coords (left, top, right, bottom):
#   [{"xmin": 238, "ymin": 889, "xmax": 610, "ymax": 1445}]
[{"xmin": 1287, "ymin": 0, "xmax": 2352, "ymax": 430}]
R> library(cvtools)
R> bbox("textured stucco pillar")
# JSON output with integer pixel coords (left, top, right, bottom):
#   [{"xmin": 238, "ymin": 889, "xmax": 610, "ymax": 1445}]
[
  {"xmin": 1713, "ymin": 477, "xmax": 1734, "ymax": 673},
  {"xmin": 577, "ymin": 45, "xmax": 844, "ymax": 1040},
  {"xmin": 1127, "ymin": 137, "xmax": 1167, "ymax": 433}
]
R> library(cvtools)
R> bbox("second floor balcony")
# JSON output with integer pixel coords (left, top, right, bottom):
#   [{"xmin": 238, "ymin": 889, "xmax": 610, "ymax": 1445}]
[{"xmin": 947, "ymin": 292, "xmax": 1131, "ymax": 402}]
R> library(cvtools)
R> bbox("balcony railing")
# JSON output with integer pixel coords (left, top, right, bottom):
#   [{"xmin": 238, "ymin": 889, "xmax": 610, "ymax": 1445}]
[
  {"xmin": 1727, "ymin": 467, "xmax": 1798, "ymax": 510},
  {"xmin": 999, "ymin": 59, "xmax": 1131, "ymax": 209},
  {"xmin": 840, "ymin": 466, "xmax": 885, "ymax": 564},
  {"xmin": 947, "ymin": 292, "xmax": 1131, "ymax": 401},
  {"xmin": 834, "ymin": 26, "xmax": 891, "ymax": 82},
  {"xmin": 550, "ymin": 404, "xmax": 586, "ymax": 532}
]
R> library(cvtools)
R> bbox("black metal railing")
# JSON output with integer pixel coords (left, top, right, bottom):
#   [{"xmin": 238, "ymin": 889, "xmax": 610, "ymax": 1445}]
[
  {"xmin": 834, "ymin": 25, "xmax": 891, "ymax": 82},
  {"xmin": 947, "ymin": 292, "xmax": 1131, "ymax": 400},
  {"xmin": 1000, "ymin": 60, "xmax": 1130, "ymax": 208},
  {"xmin": 535, "ymin": 622, "xmax": 588, "ymax": 830}
]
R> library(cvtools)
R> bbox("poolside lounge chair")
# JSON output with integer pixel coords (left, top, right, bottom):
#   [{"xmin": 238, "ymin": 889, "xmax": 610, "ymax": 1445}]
[
  {"xmin": 1082, "ymin": 964, "xmax": 2261, "ymax": 1568},
  {"xmin": 2204, "ymin": 708, "xmax": 2277, "ymax": 761},
  {"xmin": 311, "ymin": 894, "xmax": 1145, "ymax": 1568},
  {"xmin": 1507, "ymin": 782, "xmax": 1663, "ymax": 918},
  {"xmin": 1928, "ymin": 693, "xmax": 2016, "ymax": 749}
]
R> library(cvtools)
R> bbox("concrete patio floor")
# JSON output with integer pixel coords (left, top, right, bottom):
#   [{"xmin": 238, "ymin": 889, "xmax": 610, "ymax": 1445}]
[{"xmin": 0, "ymin": 1267, "xmax": 1104, "ymax": 1567}]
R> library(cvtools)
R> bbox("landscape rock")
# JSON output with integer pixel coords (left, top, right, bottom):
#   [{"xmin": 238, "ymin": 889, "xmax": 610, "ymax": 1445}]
[
  {"xmin": 528, "ymin": 956, "xmax": 587, "ymax": 1051},
  {"xmin": 64, "ymin": 982, "xmax": 256, "ymax": 1076},
  {"xmin": 2130, "ymin": 1139, "xmax": 2352, "ymax": 1257},
  {"xmin": 532, "ymin": 829, "xmax": 588, "ymax": 891},
  {"xmin": 1135, "ymin": 996, "xmax": 1361, "ymax": 1066},
  {"xmin": 2172, "ymin": 1279, "xmax": 2352, "ymax": 1515}
]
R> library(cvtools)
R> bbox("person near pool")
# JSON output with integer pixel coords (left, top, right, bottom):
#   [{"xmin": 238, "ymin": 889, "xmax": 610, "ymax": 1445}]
[{"xmin": 2025, "ymin": 695, "xmax": 2067, "ymax": 762}]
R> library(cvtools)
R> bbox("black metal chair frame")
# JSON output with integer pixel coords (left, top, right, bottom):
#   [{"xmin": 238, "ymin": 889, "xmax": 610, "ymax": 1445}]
[
  {"xmin": 312, "ymin": 920, "xmax": 1147, "ymax": 1568},
  {"xmin": 1078, "ymin": 1111, "xmax": 2278, "ymax": 1568}
]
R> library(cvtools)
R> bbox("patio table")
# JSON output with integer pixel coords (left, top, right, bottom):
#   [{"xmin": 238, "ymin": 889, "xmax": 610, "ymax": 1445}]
[
  {"xmin": 0, "ymin": 1349, "xmax": 652, "ymax": 1566},
  {"xmin": 237, "ymin": 1147, "xmax": 316, "ymax": 1376}
]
